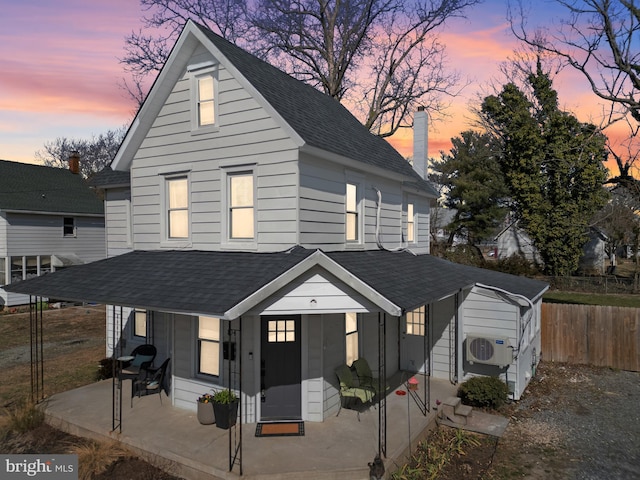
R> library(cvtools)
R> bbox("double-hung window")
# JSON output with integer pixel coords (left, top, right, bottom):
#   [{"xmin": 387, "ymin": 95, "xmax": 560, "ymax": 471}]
[
  {"xmin": 229, "ymin": 172, "xmax": 254, "ymax": 239},
  {"xmin": 63, "ymin": 217, "xmax": 75, "ymax": 237},
  {"xmin": 345, "ymin": 312, "xmax": 359, "ymax": 366},
  {"xmin": 0, "ymin": 258, "xmax": 5, "ymax": 285},
  {"xmin": 189, "ymin": 63, "xmax": 218, "ymax": 132},
  {"xmin": 10, "ymin": 257, "xmax": 23, "ymax": 283},
  {"xmin": 198, "ymin": 316, "xmax": 220, "ymax": 376},
  {"xmin": 166, "ymin": 176, "xmax": 189, "ymax": 239},
  {"xmin": 346, "ymin": 183, "xmax": 359, "ymax": 242},
  {"xmin": 407, "ymin": 202, "xmax": 415, "ymax": 243}
]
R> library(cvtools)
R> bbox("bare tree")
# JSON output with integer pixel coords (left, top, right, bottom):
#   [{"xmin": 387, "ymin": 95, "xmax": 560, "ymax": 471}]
[
  {"xmin": 34, "ymin": 127, "xmax": 127, "ymax": 179},
  {"xmin": 508, "ymin": 0, "xmax": 640, "ymax": 192},
  {"xmin": 120, "ymin": 0, "xmax": 480, "ymax": 135}
]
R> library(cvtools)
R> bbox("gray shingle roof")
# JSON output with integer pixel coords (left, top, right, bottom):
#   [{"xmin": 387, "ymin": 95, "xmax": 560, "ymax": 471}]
[
  {"xmin": 0, "ymin": 159, "xmax": 104, "ymax": 215},
  {"xmin": 195, "ymin": 22, "xmax": 438, "ymax": 198},
  {"xmin": 6, "ymin": 247, "xmax": 547, "ymax": 316},
  {"xmin": 88, "ymin": 168, "xmax": 130, "ymax": 188},
  {"xmin": 326, "ymin": 250, "xmax": 549, "ymax": 310}
]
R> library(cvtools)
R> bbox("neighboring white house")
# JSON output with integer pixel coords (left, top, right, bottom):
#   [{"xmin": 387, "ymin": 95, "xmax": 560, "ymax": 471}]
[
  {"xmin": 8, "ymin": 19, "xmax": 547, "ymax": 432},
  {"xmin": 0, "ymin": 158, "xmax": 105, "ymax": 307}
]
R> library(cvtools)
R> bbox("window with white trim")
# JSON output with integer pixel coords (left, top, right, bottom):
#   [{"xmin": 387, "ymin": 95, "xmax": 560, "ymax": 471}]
[
  {"xmin": 166, "ymin": 176, "xmax": 189, "ymax": 239},
  {"xmin": 190, "ymin": 64, "xmax": 218, "ymax": 132},
  {"xmin": 406, "ymin": 305, "xmax": 425, "ymax": 336},
  {"xmin": 407, "ymin": 202, "xmax": 415, "ymax": 243},
  {"xmin": 198, "ymin": 316, "xmax": 220, "ymax": 376},
  {"xmin": 345, "ymin": 312, "xmax": 359, "ymax": 366},
  {"xmin": 63, "ymin": 217, "xmax": 75, "ymax": 237},
  {"xmin": 0, "ymin": 258, "xmax": 5, "ymax": 285},
  {"xmin": 25, "ymin": 256, "xmax": 38, "ymax": 279},
  {"xmin": 346, "ymin": 183, "xmax": 359, "ymax": 242},
  {"xmin": 133, "ymin": 310, "xmax": 147, "ymax": 338},
  {"xmin": 229, "ymin": 172, "xmax": 254, "ymax": 239},
  {"xmin": 10, "ymin": 257, "xmax": 22, "ymax": 283}
]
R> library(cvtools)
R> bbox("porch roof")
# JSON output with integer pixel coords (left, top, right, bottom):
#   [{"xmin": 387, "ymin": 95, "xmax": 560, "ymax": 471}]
[{"xmin": 5, "ymin": 247, "xmax": 548, "ymax": 317}]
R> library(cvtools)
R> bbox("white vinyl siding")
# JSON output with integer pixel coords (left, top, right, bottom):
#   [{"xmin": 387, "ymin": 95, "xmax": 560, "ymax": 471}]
[
  {"xmin": 104, "ymin": 188, "xmax": 133, "ymax": 257},
  {"xmin": 128, "ymin": 46, "xmax": 299, "ymax": 252}
]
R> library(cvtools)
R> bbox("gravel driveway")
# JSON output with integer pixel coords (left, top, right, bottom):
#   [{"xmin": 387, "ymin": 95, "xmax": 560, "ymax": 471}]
[{"xmin": 504, "ymin": 362, "xmax": 640, "ymax": 479}]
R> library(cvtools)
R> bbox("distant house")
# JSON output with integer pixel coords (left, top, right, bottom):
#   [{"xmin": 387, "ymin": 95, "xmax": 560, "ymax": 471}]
[
  {"xmin": 7, "ymin": 20, "xmax": 547, "ymax": 474},
  {"xmin": 0, "ymin": 158, "xmax": 105, "ymax": 307},
  {"xmin": 495, "ymin": 215, "xmax": 608, "ymax": 273}
]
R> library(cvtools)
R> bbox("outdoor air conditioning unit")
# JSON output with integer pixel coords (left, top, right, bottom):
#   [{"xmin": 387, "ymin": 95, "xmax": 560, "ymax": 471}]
[{"xmin": 466, "ymin": 335, "xmax": 512, "ymax": 367}]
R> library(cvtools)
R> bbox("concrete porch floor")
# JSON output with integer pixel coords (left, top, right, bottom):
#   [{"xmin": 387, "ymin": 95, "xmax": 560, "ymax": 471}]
[{"xmin": 41, "ymin": 374, "xmax": 457, "ymax": 480}]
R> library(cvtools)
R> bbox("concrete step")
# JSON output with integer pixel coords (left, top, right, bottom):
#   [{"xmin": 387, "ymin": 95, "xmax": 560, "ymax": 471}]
[{"xmin": 439, "ymin": 396, "xmax": 473, "ymax": 425}]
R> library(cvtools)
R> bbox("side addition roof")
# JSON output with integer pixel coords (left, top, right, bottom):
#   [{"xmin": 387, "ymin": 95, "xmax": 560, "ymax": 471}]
[{"xmin": 0, "ymin": 159, "xmax": 104, "ymax": 216}]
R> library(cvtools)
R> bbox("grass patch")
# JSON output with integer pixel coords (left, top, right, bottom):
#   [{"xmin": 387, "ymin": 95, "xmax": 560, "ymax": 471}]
[
  {"xmin": 3, "ymin": 398, "xmax": 44, "ymax": 434},
  {"xmin": 543, "ymin": 291, "xmax": 640, "ymax": 307}
]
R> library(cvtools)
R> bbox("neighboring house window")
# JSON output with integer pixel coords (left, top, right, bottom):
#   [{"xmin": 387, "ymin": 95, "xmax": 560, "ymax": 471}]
[
  {"xmin": 63, "ymin": 217, "xmax": 75, "ymax": 237},
  {"xmin": 345, "ymin": 312, "xmax": 359, "ymax": 366},
  {"xmin": 0, "ymin": 258, "xmax": 5, "ymax": 285},
  {"xmin": 25, "ymin": 256, "xmax": 38, "ymax": 279},
  {"xmin": 133, "ymin": 310, "xmax": 147, "ymax": 338},
  {"xmin": 407, "ymin": 202, "xmax": 415, "ymax": 243},
  {"xmin": 198, "ymin": 316, "xmax": 220, "ymax": 376},
  {"xmin": 40, "ymin": 256, "xmax": 51, "ymax": 275},
  {"xmin": 346, "ymin": 183, "xmax": 359, "ymax": 242},
  {"xmin": 406, "ymin": 305, "xmax": 425, "ymax": 336},
  {"xmin": 10, "ymin": 257, "xmax": 23, "ymax": 283},
  {"xmin": 167, "ymin": 176, "xmax": 189, "ymax": 239},
  {"xmin": 229, "ymin": 172, "xmax": 254, "ymax": 239}
]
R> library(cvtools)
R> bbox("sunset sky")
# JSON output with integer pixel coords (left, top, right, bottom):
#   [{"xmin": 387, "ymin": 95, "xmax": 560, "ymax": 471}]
[{"xmin": 0, "ymin": 0, "xmax": 627, "ymax": 173}]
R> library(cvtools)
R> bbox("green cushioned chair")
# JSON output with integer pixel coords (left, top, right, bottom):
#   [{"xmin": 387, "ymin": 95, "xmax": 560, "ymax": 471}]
[
  {"xmin": 352, "ymin": 358, "xmax": 386, "ymax": 396},
  {"xmin": 335, "ymin": 364, "xmax": 375, "ymax": 420}
]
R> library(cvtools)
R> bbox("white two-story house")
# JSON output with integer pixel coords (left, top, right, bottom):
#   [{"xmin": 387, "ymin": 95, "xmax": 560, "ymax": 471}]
[
  {"xmin": 9, "ymin": 20, "xmax": 548, "ymax": 431},
  {"xmin": 0, "ymin": 158, "xmax": 105, "ymax": 307}
]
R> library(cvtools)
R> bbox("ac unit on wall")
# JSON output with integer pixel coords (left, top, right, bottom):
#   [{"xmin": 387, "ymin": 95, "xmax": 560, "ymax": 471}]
[{"xmin": 466, "ymin": 335, "xmax": 512, "ymax": 367}]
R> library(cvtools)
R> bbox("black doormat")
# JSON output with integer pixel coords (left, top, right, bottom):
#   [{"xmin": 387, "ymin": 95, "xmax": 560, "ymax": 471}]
[{"xmin": 255, "ymin": 421, "xmax": 305, "ymax": 437}]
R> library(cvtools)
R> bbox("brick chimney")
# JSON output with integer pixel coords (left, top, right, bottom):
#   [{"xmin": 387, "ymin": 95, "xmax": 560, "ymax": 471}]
[
  {"xmin": 68, "ymin": 151, "xmax": 80, "ymax": 175},
  {"xmin": 412, "ymin": 107, "xmax": 428, "ymax": 179}
]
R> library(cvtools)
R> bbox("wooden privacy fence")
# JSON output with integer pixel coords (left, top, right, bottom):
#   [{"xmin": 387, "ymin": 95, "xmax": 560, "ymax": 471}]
[{"xmin": 541, "ymin": 303, "xmax": 640, "ymax": 372}]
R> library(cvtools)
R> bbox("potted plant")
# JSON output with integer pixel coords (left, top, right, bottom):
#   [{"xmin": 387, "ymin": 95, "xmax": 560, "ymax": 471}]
[
  {"xmin": 196, "ymin": 392, "xmax": 215, "ymax": 425},
  {"xmin": 212, "ymin": 389, "xmax": 239, "ymax": 429}
]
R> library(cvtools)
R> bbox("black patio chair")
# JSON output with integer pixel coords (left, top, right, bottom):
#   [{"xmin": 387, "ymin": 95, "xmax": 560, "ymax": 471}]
[
  {"xmin": 119, "ymin": 344, "xmax": 157, "ymax": 381},
  {"xmin": 132, "ymin": 357, "xmax": 171, "ymax": 406}
]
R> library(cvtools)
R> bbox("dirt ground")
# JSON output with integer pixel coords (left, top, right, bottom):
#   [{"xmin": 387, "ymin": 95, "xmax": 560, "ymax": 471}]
[{"xmin": 2, "ymin": 306, "xmax": 638, "ymax": 479}]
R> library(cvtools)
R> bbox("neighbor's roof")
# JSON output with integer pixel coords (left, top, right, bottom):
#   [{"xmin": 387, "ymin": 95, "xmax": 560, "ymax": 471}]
[
  {"xmin": 0, "ymin": 159, "xmax": 104, "ymax": 215},
  {"xmin": 6, "ymin": 247, "xmax": 547, "ymax": 317}
]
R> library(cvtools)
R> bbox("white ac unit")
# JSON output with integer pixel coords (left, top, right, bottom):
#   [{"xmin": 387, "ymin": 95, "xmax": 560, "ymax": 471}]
[{"xmin": 466, "ymin": 335, "xmax": 512, "ymax": 367}]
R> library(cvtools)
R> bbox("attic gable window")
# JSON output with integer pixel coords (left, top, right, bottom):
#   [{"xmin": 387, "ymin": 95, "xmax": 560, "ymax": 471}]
[
  {"xmin": 189, "ymin": 63, "xmax": 218, "ymax": 132},
  {"xmin": 346, "ymin": 183, "xmax": 359, "ymax": 242}
]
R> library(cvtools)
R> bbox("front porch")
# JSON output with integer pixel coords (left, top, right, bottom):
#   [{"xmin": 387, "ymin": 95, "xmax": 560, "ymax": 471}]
[{"xmin": 41, "ymin": 374, "xmax": 457, "ymax": 480}]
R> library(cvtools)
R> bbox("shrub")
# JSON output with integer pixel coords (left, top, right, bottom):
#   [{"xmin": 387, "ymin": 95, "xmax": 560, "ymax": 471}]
[
  {"xmin": 6, "ymin": 398, "xmax": 45, "ymax": 433},
  {"xmin": 96, "ymin": 358, "xmax": 114, "ymax": 381},
  {"xmin": 457, "ymin": 376, "xmax": 509, "ymax": 409}
]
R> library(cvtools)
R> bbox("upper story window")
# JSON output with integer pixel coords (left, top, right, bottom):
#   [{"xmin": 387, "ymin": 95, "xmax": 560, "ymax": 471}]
[
  {"xmin": 63, "ymin": 217, "xmax": 75, "ymax": 237},
  {"xmin": 407, "ymin": 202, "xmax": 415, "ymax": 243},
  {"xmin": 229, "ymin": 172, "xmax": 254, "ymax": 239},
  {"xmin": 198, "ymin": 316, "xmax": 221, "ymax": 376},
  {"xmin": 346, "ymin": 183, "xmax": 359, "ymax": 242},
  {"xmin": 197, "ymin": 75, "xmax": 215, "ymax": 126},
  {"xmin": 189, "ymin": 63, "xmax": 218, "ymax": 132},
  {"xmin": 167, "ymin": 176, "xmax": 189, "ymax": 239}
]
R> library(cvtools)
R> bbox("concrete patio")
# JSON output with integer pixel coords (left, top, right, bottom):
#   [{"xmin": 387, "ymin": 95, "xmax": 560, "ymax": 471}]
[{"xmin": 40, "ymin": 374, "xmax": 458, "ymax": 479}]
